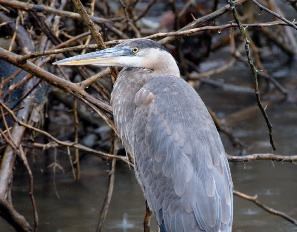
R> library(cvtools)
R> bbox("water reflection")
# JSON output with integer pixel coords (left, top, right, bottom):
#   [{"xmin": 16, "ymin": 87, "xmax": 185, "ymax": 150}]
[{"xmin": 108, "ymin": 213, "xmax": 136, "ymax": 231}]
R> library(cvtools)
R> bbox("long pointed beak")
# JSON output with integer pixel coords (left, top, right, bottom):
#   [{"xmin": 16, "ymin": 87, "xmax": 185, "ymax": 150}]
[{"xmin": 53, "ymin": 46, "xmax": 132, "ymax": 66}]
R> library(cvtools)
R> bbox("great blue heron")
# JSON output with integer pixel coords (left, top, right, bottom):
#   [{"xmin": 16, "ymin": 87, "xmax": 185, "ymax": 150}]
[{"xmin": 54, "ymin": 39, "xmax": 233, "ymax": 232}]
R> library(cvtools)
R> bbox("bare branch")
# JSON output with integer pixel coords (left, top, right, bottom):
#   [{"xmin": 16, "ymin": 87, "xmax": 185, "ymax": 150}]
[
  {"xmin": 234, "ymin": 190, "xmax": 297, "ymax": 226},
  {"xmin": 0, "ymin": 0, "xmax": 115, "ymax": 24},
  {"xmin": 228, "ymin": 153, "xmax": 297, "ymax": 162},
  {"xmin": 229, "ymin": 0, "xmax": 276, "ymax": 150},
  {"xmin": 16, "ymin": 21, "xmax": 296, "ymax": 61},
  {"xmin": 251, "ymin": 0, "xmax": 297, "ymax": 30}
]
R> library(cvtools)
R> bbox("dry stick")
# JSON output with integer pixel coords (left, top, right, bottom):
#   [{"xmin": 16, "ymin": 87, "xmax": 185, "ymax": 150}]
[
  {"xmin": 229, "ymin": 0, "xmax": 276, "ymax": 150},
  {"xmin": 17, "ymin": 21, "xmax": 296, "ymax": 61},
  {"xmin": 12, "ymin": 79, "xmax": 42, "ymax": 110},
  {"xmin": 160, "ymin": 0, "xmax": 248, "ymax": 44},
  {"xmin": 266, "ymin": 0, "xmax": 297, "ymax": 54},
  {"xmin": 79, "ymin": 68, "xmax": 110, "ymax": 89},
  {"xmin": 0, "ymin": 0, "xmax": 114, "ymax": 24},
  {"xmin": 232, "ymin": 50, "xmax": 288, "ymax": 97},
  {"xmin": 71, "ymin": 0, "xmax": 117, "ymax": 82},
  {"xmin": 5, "ymin": 74, "xmax": 33, "ymax": 98},
  {"xmin": 210, "ymin": 109, "xmax": 245, "ymax": 149},
  {"xmin": 0, "ymin": 198, "xmax": 31, "ymax": 232},
  {"xmin": 0, "ymin": 108, "xmax": 18, "ymax": 152},
  {"xmin": 18, "ymin": 32, "xmax": 91, "ymax": 62},
  {"xmin": 71, "ymin": 0, "xmax": 105, "ymax": 48},
  {"xmin": 120, "ymin": 0, "xmax": 141, "ymax": 38},
  {"xmin": 0, "ymin": 0, "xmax": 128, "ymax": 40},
  {"xmin": 227, "ymin": 153, "xmax": 297, "ymax": 162},
  {"xmin": 0, "ymin": 89, "xmax": 33, "ymax": 232},
  {"xmin": 96, "ymin": 138, "xmax": 117, "ymax": 232},
  {"xmin": 81, "ymin": 0, "xmax": 96, "ymax": 54},
  {"xmin": 96, "ymin": 159, "xmax": 116, "ymax": 232},
  {"xmin": 189, "ymin": 58, "xmax": 236, "ymax": 79},
  {"xmin": 73, "ymin": 99, "xmax": 80, "ymax": 180},
  {"xmin": 234, "ymin": 190, "xmax": 297, "ymax": 226},
  {"xmin": 18, "ymin": 145, "xmax": 38, "ymax": 232},
  {"xmin": 251, "ymin": 0, "xmax": 297, "ymax": 30},
  {"xmin": 144, "ymin": 201, "xmax": 153, "ymax": 232},
  {"xmin": 0, "ymin": 13, "xmax": 33, "ymax": 54},
  {"xmin": 260, "ymin": 27, "xmax": 294, "ymax": 57},
  {"xmin": 57, "ymin": 31, "xmax": 91, "ymax": 49},
  {"xmin": 134, "ymin": 0, "xmax": 157, "ymax": 21},
  {"xmin": 8, "ymin": 15, "xmax": 19, "ymax": 52}
]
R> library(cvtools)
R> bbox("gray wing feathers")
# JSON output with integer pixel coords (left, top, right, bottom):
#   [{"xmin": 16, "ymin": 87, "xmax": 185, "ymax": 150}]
[{"xmin": 119, "ymin": 76, "xmax": 233, "ymax": 231}]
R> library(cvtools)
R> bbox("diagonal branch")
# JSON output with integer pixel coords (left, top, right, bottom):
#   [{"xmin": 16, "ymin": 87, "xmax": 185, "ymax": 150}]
[
  {"xmin": 234, "ymin": 190, "xmax": 297, "ymax": 226},
  {"xmin": 71, "ymin": 0, "xmax": 105, "ymax": 48},
  {"xmin": 251, "ymin": 0, "xmax": 297, "ymax": 30},
  {"xmin": 71, "ymin": 0, "xmax": 117, "ymax": 82},
  {"xmin": 160, "ymin": 0, "xmax": 248, "ymax": 44}
]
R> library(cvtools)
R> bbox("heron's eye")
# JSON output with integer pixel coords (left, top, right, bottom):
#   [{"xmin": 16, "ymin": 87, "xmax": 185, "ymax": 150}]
[{"xmin": 131, "ymin": 47, "xmax": 139, "ymax": 54}]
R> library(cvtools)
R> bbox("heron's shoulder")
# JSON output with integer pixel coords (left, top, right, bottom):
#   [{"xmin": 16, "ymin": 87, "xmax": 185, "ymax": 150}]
[
  {"xmin": 141, "ymin": 75, "xmax": 207, "ymax": 114},
  {"xmin": 143, "ymin": 75, "xmax": 197, "ymax": 97},
  {"xmin": 146, "ymin": 75, "xmax": 188, "ymax": 86}
]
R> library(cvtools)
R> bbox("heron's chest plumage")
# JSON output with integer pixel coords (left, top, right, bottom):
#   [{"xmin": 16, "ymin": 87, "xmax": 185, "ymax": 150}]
[{"xmin": 111, "ymin": 68, "xmax": 151, "ymax": 154}]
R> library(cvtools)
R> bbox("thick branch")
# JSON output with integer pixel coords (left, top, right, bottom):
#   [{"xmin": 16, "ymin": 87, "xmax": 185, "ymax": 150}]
[
  {"xmin": 0, "ymin": 198, "xmax": 32, "ymax": 232},
  {"xmin": 0, "ymin": 0, "xmax": 113, "ymax": 24}
]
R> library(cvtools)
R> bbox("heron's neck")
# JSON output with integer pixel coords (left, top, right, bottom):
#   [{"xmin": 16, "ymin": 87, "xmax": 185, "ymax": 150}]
[{"xmin": 143, "ymin": 49, "xmax": 180, "ymax": 77}]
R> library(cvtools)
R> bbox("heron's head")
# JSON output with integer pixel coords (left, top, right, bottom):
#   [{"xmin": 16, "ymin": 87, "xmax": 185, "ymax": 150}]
[{"xmin": 53, "ymin": 39, "xmax": 180, "ymax": 77}]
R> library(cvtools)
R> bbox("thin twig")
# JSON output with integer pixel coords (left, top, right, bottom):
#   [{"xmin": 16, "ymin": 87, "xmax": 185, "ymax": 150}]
[
  {"xmin": 251, "ymin": 0, "xmax": 297, "ymax": 30},
  {"xmin": 135, "ymin": 0, "xmax": 157, "ymax": 21},
  {"xmin": 71, "ymin": 0, "xmax": 117, "ymax": 82},
  {"xmin": 73, "ymin": 99, "xmax": 80, "ymax": 180},
  {"xmin": 96, "ymin": 136, "xmax": 117, "ymax": 232},
  {"xmin": 229, "ymin": 0, "xmax": 276, "ymax": 150},
  {"xmin": 71, "ymin": 0, "xmax": 105, "ymax": 48},
  {"xmin": 18, "ymin": 145, "xmax": 38, "ymax": 231},
  {"xmin": 234, "ymin": 190, "xmax": 297, "ymax": 226},
  {"xmin": 79, "ymin": 68, "xmax": 110, "ymax": 89}
]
